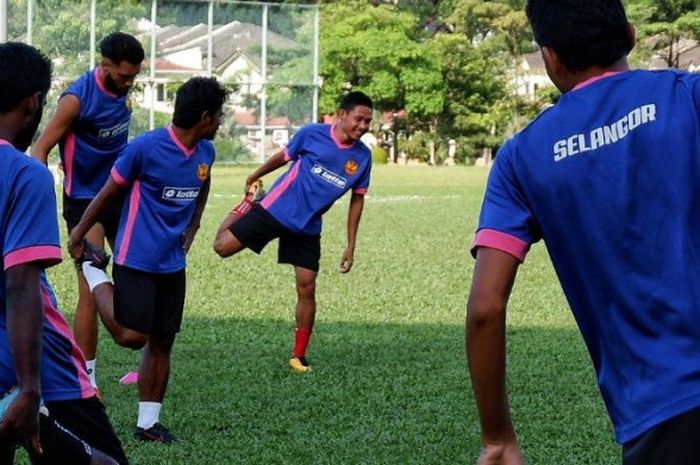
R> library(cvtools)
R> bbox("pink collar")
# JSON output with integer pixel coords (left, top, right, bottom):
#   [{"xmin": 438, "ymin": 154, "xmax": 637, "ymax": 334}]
[
  {"xmin": 94, "ymin": 67, "xmax": 118, "ymax": 99},
  {"xmin": 167, "ymin": 126, "xmax": 195, "ymax": 157},
  {"xmin": 0, "ymin": 138, "xmax": 11, "ymax": 147},
  {"xmin": 572, "ymin": 71, "xmax": 623, "ymax": 91},
  {"xmin": 330, "ymin": 125, "xmax": 355, "ymax": 149}
]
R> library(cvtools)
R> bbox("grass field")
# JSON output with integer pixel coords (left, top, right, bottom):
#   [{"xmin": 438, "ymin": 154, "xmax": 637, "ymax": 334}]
[{"xmin": 30, "ymin": 165, "xmax": 619, "ymax": 464}]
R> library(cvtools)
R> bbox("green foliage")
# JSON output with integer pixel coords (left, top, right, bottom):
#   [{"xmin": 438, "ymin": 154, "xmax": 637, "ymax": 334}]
[
  {"xmin": 629, "ymin": 0, "xmax": 700, "ymax": 67},
  {"xmin": 9, "ymin": 0, "xmax": 146, "ymax": 77},
  {"xmin": 371, "ymin": 145, "xmax": 389, "ymax": 164},
  {"xmin": 213, "ymin": 136, "xmax": 253, "ymax": 162}
]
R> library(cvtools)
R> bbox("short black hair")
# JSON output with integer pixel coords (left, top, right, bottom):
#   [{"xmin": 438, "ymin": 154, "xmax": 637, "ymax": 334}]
[
  {"xmin": 172, "ymin": 77, "xmax": 228, "ymax": 129},
  {"xmin": 340, "ymin": 91, "xmax": 373, "ymax": 112},
  {"xmin": 99, "ymin": 32, "xmax": 145, "ymax": 66},
  {"xmin": 526, "ymin": 0, "xmax": 633, "ymax": 72},
  {"xmin": 0, "ymin": 42, "xmax": 52, "ymax": 113}
]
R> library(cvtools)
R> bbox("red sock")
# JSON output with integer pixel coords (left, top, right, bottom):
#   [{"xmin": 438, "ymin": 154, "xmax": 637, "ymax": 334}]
[
  {"xmin": 293, "ymin": 328, "xmax": 312, "ymax": 358},
  {"xmin": 230, "ymin": 198, "xmax": 253, "ymax": 216}
]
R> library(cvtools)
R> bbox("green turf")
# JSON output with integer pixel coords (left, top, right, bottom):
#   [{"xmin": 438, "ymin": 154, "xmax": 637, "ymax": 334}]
[{"xmin": 27, "ymin": 165, "xmax": 618, "ymax": 464}]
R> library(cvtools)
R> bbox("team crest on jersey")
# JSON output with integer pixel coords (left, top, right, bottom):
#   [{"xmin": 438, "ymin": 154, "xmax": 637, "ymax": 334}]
[
  {"xmin": 197, "ymin": 163, "xmax": 210, "ymax": 181},
  {"xmin": 344, "ymin": 160, "xmax": 359, "ymax": 176}
]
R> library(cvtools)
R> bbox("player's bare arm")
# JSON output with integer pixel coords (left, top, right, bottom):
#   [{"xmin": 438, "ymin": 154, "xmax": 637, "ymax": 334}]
[
  {"xmin": 339, "ymin": 191, "xmax": 365, "ymax": 274},
  {"xmin": 0, "ymin": 263, "xmax": 44, "ymax": 454},
  {"xmin": 467, "ymin": 247, "xmax": 525, "ymax": 465},
  {"xmin": 245, "ymin": 149, "xmax": 288, "ymax": 190},
  {"xmin": 30, "ymin": 94, "xmax": 81, "ymax": 164},
  {"xmin": 183, "ymin": 178, "xmax": 211, "ymax": 253},
  {"xmin": 68, "ymin": 178, "xmax": 124, "ymax": 259}
]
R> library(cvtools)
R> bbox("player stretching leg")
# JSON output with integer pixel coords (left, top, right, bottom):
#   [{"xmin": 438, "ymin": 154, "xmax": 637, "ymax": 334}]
[
  {"xmin": 69, "ymin": 78, "xmax": 226, "ymax": 443},
  {"xmin": 214, "ymin": 92, "xmax": 374, "ymax": 373}
]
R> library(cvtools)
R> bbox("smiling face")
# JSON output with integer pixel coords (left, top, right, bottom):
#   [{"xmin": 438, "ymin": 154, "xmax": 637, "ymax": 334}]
[{"xmin": 336, "ymin": 105, "xmax": 373, "ymax": 144}]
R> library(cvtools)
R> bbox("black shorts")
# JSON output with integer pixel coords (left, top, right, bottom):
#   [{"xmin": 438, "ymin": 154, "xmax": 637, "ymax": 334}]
[
  {"xmin": 113, "ymin": 264, "xmax": 186, "ymax": 337},
  {"xmin": 0, "ymin": 397, "xmax": 128, "ymax": 465},
  {"xmin": 63, "ymin": 192, "xmax": 124, "ymax": 241},
  {"xmin": 623, "ymin": 405, "xmax": 700, "ymax": 465},
  {"xmin": 230, "ymin": 205, "xmax": 321, "ymax": 272}
]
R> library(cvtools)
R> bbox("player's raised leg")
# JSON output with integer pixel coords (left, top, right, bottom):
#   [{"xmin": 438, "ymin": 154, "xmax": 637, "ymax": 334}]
[{"xmin": 74, "ymin": 225, "xmax": 107, "ymax": 389}]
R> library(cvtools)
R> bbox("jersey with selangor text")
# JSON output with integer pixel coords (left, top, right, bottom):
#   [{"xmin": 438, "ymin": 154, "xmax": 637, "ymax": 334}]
[
  {"xmin": 60, "ymin": 68, "xmax": 132, "ymax": 199},
  {"xmin": 111, "ymin": 127, "xmax": 215, "ymax": 273},
  {"xmin": 472, "ymin": 70, "xmax": 700, "ymax": 444},
  {"xmin": 0, "ymin": 140, "xmax": 95, "ymax": 402},
  {"xmin": 260, "ymin": 123, "xmax": 371, "ymax": 235}
]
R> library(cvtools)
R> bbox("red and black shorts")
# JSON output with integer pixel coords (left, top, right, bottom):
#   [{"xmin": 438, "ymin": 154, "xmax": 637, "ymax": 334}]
[{"xmin": 230, "ymin": 205, "xmax": 321, "ymax": 272}]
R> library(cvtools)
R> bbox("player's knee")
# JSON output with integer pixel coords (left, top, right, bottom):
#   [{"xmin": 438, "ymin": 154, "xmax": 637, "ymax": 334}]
[
  {"xmin": 89, "ymin": 450, "xmax": 120, "ymax": 465},
  {"xmin": 213, "ymin": 234, "xmax": 234, "ymax": 258},
  {"xmin": 114, "ymin": 332, "xmax": 147, "ymax": 350},
  {"xmin": 296, "ymin": 280, "xmax": 316, "ymax": 300}
]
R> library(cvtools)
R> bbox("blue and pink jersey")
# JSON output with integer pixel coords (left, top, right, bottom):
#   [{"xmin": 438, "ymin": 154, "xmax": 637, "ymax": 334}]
[
  {"xmin": 0, "ymin": 140, "xmax": 95, "ymax": 401},
  {"xmin": 473, "ymin": 70, "xmax": 700, "ymax": 443},
  {"xmin": 59, "ymin": 68, "xmax": 132, "ymax": 199},
  {"xmin": 111, "ymin": 127, "xmax": 215, "ymax": 273},
  {"xmin": 261, "ymin": 124, "xmax": 372, "ymax": 235}
]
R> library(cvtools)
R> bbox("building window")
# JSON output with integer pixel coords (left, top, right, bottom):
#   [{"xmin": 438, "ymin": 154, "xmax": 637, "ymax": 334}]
[{"xmin": 157, "ymin": 83, "xmax": 167, "ymax": 102}]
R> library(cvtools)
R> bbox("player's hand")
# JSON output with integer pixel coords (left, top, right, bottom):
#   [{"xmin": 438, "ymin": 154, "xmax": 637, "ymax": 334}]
[
  {"xmin": 476, "ymin": 441, "xmax": 525, "ymax": 465},
  {"xmin": 0, "ymin": 389, "xmax": 42, "ymax": 455},
  {"xmin": 244, "ymin": 176, "xmax": 258, "ymax": 194},
  {"xmin": 67, "ymin": 230, "xmax": 84, "ymax": 260},
  {"xmin": 339, "ymin": 248, "xmax": 354, "ymax": 273}
]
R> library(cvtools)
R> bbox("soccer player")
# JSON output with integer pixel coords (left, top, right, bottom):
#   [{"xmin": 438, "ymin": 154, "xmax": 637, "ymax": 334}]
[
  {"xmin": 31, "ymin": 32, "xmax": 144, "ymax": 390},
  {"xmin": 68, "ymin": 77, "xmax": 226, "ymax": 443},
  {"xmin": 0, "ymin": 42, "xmax": 128, "ymax": 465},
  {"xmin": 213, "ymin": 91, "xmax": 373, "ymax": 373},
  {"xmin": 467, "ymin": 1, "xmax": 700, "ymax": 464}
]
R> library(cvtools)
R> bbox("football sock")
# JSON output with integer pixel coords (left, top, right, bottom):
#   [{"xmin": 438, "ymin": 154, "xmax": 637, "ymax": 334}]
[
  {"xmin": 137, "ymin": 402, "xmax": 162, "ymax": 430},
  {"xmin": 231, "ymin": 198, "xmax": 254, "ymax": 216},
  {"xmin": 293, "ymin": 328, "xmax": 313, "ymax": 358},
  {"xmin": 81, "ymin": 262, "xmax": 111, "ymax": 292},
  {"xmin": 86, "ymin": 359, "xmax": 97, "ymax": 388}
]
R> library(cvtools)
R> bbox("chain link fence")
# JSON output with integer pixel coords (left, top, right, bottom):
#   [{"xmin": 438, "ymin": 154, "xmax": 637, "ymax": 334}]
[{"xmin": 4, "ymin": 0, "xmax": 320, "ymax": 163}]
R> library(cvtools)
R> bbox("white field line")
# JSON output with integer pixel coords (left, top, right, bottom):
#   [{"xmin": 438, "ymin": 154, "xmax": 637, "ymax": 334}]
[{"xmin": 210, "ymin": 193, "xmax": 461, "ymax": 203}]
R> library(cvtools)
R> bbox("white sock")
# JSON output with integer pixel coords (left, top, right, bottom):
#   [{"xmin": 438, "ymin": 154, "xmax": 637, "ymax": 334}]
[
  {"xmin": 137, "ymin": 402, "xmax": 162, "ymax": 429},
  {"xmin": 81, "ymin": 262, "xmax": 111, "ymax": 292},
  {"xmin": 86, "ymin": 359, "xmax": 97, "ymax": 388}
]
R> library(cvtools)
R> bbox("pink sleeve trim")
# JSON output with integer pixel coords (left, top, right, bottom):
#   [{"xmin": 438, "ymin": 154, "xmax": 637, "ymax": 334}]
[
  {"xmin": 471, "ymin": 229, "xmax": 529, "ymax": 262},
  {"xmin": 4, "ymin": 245, "xmax": 62, "ymax": 270},
  {"xmin": 353, "ymin": 187, "xmax": 367, "ymax": 195},
  {"xmin": 111, "ymin": 167, "xmax": 130, "ymax": 186},
  {"xmin": 283, "ymin": 147, "xmax": 292, "ymax": 162}
]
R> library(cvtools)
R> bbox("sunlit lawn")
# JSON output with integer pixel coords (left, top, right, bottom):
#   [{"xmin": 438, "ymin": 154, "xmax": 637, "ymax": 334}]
[{"xmin": 29, "ymin": 165, "xmax": 618, "ymax": 465}]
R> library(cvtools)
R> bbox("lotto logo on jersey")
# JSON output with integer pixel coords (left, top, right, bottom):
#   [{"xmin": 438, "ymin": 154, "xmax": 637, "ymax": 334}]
[
  {"xmin": 311, "ymin": 164, "xmax": 347, "ymax": 189},
  {"xmin": 344, "ymin": 160, "xmax": 359, "ymax": 176},
  {"xmin": 162, "ymin": 186, "xmax": 200, "ymax": 201},
  {"xmin": 197, "ymin": 163, "xmax": 210, "ymax": 181},
  {"xmin": 98, "ymin": 121, "xmax": 130, "ymax": 139}
]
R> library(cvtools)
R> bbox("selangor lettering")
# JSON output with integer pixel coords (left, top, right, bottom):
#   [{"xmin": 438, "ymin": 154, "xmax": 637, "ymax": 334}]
[{"xmin": 553, "ymin": 103, "xmax": 656, "ymax": 162}]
